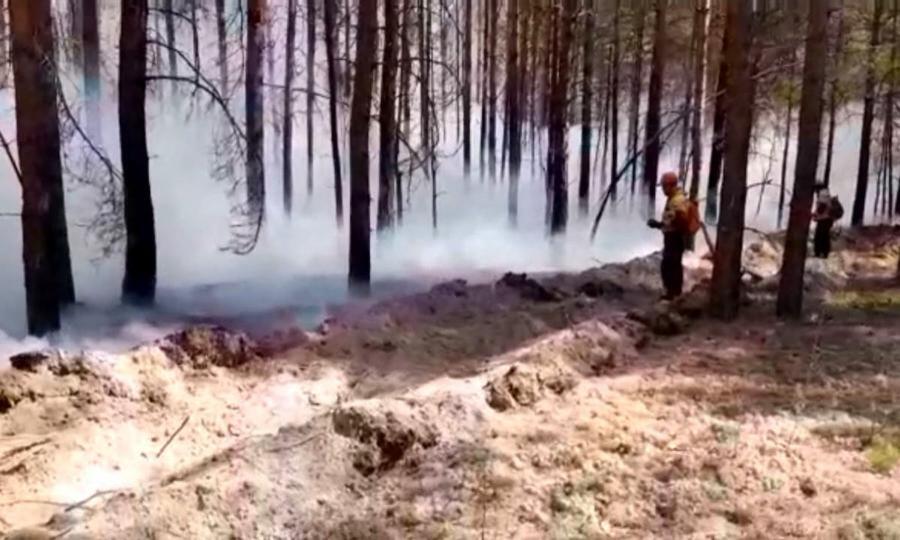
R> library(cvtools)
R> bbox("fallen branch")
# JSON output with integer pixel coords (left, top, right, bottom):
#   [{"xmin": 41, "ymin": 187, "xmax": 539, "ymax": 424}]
[
  {"xmin": 266, "ymin": 432, "xmax": 323, "ymax": 453},
  {"xmin": 63, "ymin": 489, "xmax": 119, "ymax": 513},
  {"xmin": 1, "ymin": 437, "xmax": 51, "ymax": 462},
  {"xmin": 156, "ymin": 416, "xmax": 190, "ymax": 458}
]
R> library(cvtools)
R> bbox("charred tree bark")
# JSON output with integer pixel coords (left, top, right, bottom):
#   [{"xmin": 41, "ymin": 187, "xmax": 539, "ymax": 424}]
[
  {"xmin": 547, "ymin": 0, "xmax": 575, "ymax": 234},
  {"xmin": 10, "ymin": 0, "xmax": 73, "ymax": 334},
  {"xmin": 190, "ymin": 0, "xmax": 200, "ymax": 75},
  {"xmin": 82, "ymin": 0, "xmax": 100, "ymax": 140},
  {"xmin": 323, "ymin": 0, "xmax": 344, "ymax": 224},
  {"xmin": 852, "ymin": 0, "xmax": 883, "ymax": 226},
  {"xmin": 163, "ymin": 0, "xmax": 177, "ymax": 77},
  {"xmin": 283, "ymin": 0, "xmax": 298, "ymax": 215},
  {"xmin": 246, "ymin": 0, "xmax": 267, "ymax": 221},
  {"xmin": 378, "ymin": 0, "xmax": 399, "ymax": 231},
  {"xmin": 507, "ymin": 0, "xmax": 521, "ymax": 224},
  {"xmin": 778, "ymin": 61, "xmax": 795, "ymax": 227},
  {"xmin": 704, "ymin": 18, "xmax": 729, "ymax": 222},
  {"xmin": 642, "ymin": 0, "xmax": 667, "ymax": 210},
  {"xmin": 120, "ymin": 0, "xmax": 156, "ymax": 306},
  {"xmin": 306, "ymin": 0, "xmax": 316, "ymax": 193},
  {"xmin": 777, "ymin": 0, "xmax": 828, "ymax": 318},
  {"xmin": 348, "ymin": 0, "xmax": 377, "ymax": 289},
  {"xmin": 486, "ymin": 0, "xmax": 498, "ymax": 177},
  {"xmin": 344, "ymin": 0, "xmax": 351, "ymax": 98},
  {"xmin": 628, "ymin": 2, "xmax": 645, "ymax": 192},
  {"xmin": 708, "ymin": 0, "xmax": 752, "ymax": 321},
  {"xmin": 689, "ymin": 0, "xmax": 708, "ymax": 200},
  {"xmin": 462, "ymin": 0, "xmax": 472, "ymax": 173},
  {"xmin": 577, "ymin": 0, "xmax": 593, "ymax": 214},
  {"xmin": 610, "ymin": 0, "xmax": 620, "ymax": 198},
  {"xmin": 216, "ymin": 0, "xmax": 228, "ymax": 92}
]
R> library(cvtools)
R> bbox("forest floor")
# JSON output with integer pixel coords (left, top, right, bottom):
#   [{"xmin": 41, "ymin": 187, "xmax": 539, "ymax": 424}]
[{"xmin": 1, "ymin": 227, "xmax": 899, "ymax": 540}]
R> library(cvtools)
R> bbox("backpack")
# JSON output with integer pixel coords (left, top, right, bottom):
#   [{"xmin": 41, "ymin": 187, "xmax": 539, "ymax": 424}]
[
  {"xmin": 830, "ymin": 197, "xmax": 844, "ymax": 221},
  {"xmin": 684, "ymin": 199, "xmax": 702, "ymax": 235}
]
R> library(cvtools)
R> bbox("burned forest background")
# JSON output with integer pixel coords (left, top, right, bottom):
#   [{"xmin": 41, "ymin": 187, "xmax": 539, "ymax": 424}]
[{"xmin": 0, "ymin": 0, "xmax": 898, "ymax": 338}]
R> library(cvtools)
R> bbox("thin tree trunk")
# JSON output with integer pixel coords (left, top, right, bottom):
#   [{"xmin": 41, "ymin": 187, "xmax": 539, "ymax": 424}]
[
  {"xmin": 852, "ymin": 0, "xmax": 883, "ymax": 226},
  {"xmin": 822, "ymin": 3, "xmax": 844, "ymax": 188},
  {"xmin": 778, "ymin": 65, "xmax": 795, "ymax": 227},
  {"xmin": 777, "ymin": 0, "xmax": 828, "ymax": 318},
  {"xmin": 216, "ymin": 0, "xmax": 228, "ymax": 92},
  {"xmin": 479, "ymin": 0, "xmax": 489, "ymax": 174},
  {"xmin": 891, "ymin": 0, "xmax": 900, "ymax": 216},
  {"xmin": 507, "ymin": 0, "xmax": 521, "ymax": 224},
  {"xmin": 462, "ymin": 0, "xmax": 472, "ymax": 172},
  {"xmin": 120, "ymin": 0, "xmax": 156, "ymax": 306},
  {"xmin": 548, "ymin": 0, "xmax": 575, "ymax": 234},
  {"xmin": 642, "ymin": 0, "xmax": 667, "ymax": 211},
  {"xmin": 348, "ymin": 0, "xmax": 378, "ymax": 289},
  {"xmin": 164, "ymin": 0, "xmax": 177, "ymax": 77},
  {"xmin": 10, "ymin": 0, "xmax": 72, "ymax": 333},
  {"xmin": 344, "ymin": 0, "xmax": 351, "ymax": 97},
  {"xmin": 610, "ymin": 0, "xmax": 620, "ymax": 199},
  {"xmin": 704, "ymin": 18, "xmax": 729, "ymax": 221},
  {"xmin": 82, "ymin": 0, "xmax": 100, "ymax": 140},
  {"xmin": 283, "ymin": 0, "xmax": 298, "ymax": 215},
  {"xmin": 399, "ymin": 0, "xmax": 412, "ymax": 146},
  {"xmin": 0, "ymin": 0, "xmax": 8, "ymax": 85},
  {"xmin": 323, "ymin": 0, "xmax": 344, "ymax": 224},
  {"xmin": 378, "ymin": 0, "xmax": 399, "ymax": 231},
  {"xmin": 247, "ymin": 0, "xmax": 267, "ymax": 220},
  {"xmin": 628, "ymin": 1, "xmax": 646, "ymax": 192},
  {"xmin": 708, "ymin": 0, "xmax": 753, "ymax": 321},
  {"xmin": 190, "ymin": 0, "xmax": 200, "ymax": 75},
  {"xmin": 306, "ymin": 0, "xmax": 316, "ymax": 195},
  {"xmin": 689, "ymin": 0, "xmax": 708, "ymax": 200},
  {"xmin": 577, "ymin": 0, "xmax": 593, "ymax": 213},
  {"xmin": 486, "ymin": 0, "xmax": 497, "ymax": 177}
]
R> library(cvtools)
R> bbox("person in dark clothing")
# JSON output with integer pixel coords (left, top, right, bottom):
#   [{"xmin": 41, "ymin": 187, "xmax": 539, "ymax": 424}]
[
  {"xmin": 812, "ymin": 184, "xmax": 842, "ymax": 259},
  {"xmin": 648, "ymin": 172, "xmax": 690, "ymax": 300}
]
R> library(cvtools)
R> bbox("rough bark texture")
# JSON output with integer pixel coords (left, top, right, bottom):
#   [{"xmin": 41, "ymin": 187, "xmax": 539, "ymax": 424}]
[
  {"xmin": 378, "ymin": 0, "xmax": 399, "ymax": 231},
  {"xmin": 547, "ymin": 0, "xmax": 575, "ymax": 234},
  {"xmin": 10, "ymin": 0, "xmax": 68, "ymax": 334},
  {"xmin": 283, "ymin": 0, "xmax": 298, "ymax": 215},
  {"xmin": 777, "ymin": 0, "xmax": 828, "ymax": 318},
  {"xmin": 709, "ymin": 0, "xmax": 752, "ymax": 321},
  {"xmin": 577, "ymin": 0, "xmax": 593, "ymax": 213},
  {"xmin": 642, "ymin": 0, "xmax": 667, "ymax": 209},
  {"xmin": 246, "ymin": 0, "xmax": 267, "ymax": 221},
  {"xmin": 323, "ymin": 0, "xmax": 344, "ymax": 224},
  {"xmin": 120, "ymin": 0, "xmax": 157, "ymax": 306},
  {"xmin": 852, "ymin": 0, "xmax": 883, "ymax": 226},
  {"xmin": 348, "ymin": 0, "xmax": 378, "ymax": 289},
  {"xmin": 305, "ymin": 0, "xmax": 315, "ymax": 194}
]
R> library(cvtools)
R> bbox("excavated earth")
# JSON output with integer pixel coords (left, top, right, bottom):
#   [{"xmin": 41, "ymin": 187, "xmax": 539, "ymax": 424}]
[{"xmin": 1, "ymin": 227, "xmax": 899, "ymax": 539}]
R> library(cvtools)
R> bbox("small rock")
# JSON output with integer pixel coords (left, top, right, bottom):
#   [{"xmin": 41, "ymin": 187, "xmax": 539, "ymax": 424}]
[{"xmin": 799, "ymin": 477, "xmax": 817, "ymax": 498}]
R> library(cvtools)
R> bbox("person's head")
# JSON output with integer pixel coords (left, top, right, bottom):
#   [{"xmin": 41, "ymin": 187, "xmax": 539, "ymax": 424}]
[{"xmin": 661, "ymin": 172, "xmax": 679, "ymax": 196}]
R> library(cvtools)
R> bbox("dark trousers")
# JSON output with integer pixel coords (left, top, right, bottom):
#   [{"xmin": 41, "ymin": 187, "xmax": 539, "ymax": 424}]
[
  {"xmin": 661, "ymin": 232, "xmax": 685, "ymax": 298},
  {"xmin": 814, "ymin": 220, "xmax": 833, "ymax": 258}
]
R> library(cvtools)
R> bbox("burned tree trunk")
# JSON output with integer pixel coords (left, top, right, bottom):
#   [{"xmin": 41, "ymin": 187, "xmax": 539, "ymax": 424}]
[
  {"xmin": 507, "ymin": 0, "xmax": 521, "ymax": 223},
  {"xmin": 822, "ymin": 3, "xmax": 844, "ymax": 188},
  {"xmin": 120, "ymin": 0, "xmax": 156, "ymax": 306},
  {"xmin": 348, "ymin": 0, "xmax": 378, "ymax": 289},
  {"xmin": 689, "ymin": 0, "xmax": 708, "ymax": 200},
  {"xmin": 323, "ymin": 0, "xmax": 344, "ymax": 224},
  {"xmin": 610, "ymin": 0, "xmax": 620, "ymax": 198},
  {"xmin": 246, "ymin": 0, "xmax": 267, "ymax": 221},
  {"xmin": 778, "ymin": 60, "xmax": 795, "ymax": 227},
  {"xmin": 82, "ymin": 0, "xmax": 100, "ymax": 139},
  {"xmin": 378, "ymin": 0, "xmax": 399, "ymax": 231},
  {"xmin": 642, "ymin": 0, "xmax": 667, "ymax": 209},
  {"xmin": 306, "ymin": 0, "xmax": 316, "ymax": 192},
  {"xmin": 163, "ymin": 0, "xmax": 177, "ymax": 77},
  {"xmin": 283, "ymin": 0, "xmax": 298, "ymax": 215},
  {"xmin": 852, "ymin": 0, "xmax": 883, "ymax": 226},
  {"xmin": 628, "ymin": 1, "xmax": 646, "ymax": 192},
  {"xmin": 547, "ymin": 0, "xmax": 575, "ymax": 234},
  {"xmin": 577, "ymin": 0, "xmax": 593, "ymax": 214},
  {"xmin": 704, "ymin": 18, "xmax": 729, "ymax": 221},
  {"xmin": 777, "ymin": 0, "xmax": 828, "ymax": 318},
  {"xmin": 216, "ymin": 0, "xmax": 228, "ymax": 92},
  {"xmin": 486, "ymin": 0, "xmax": 498, "ymax": 177},
  {"xmin": 10, "ymin": 0, "xmax": 73, "ymax": 334},
  {"xmin": 462, "ymin": 0, "xmax": 472, "ymax": 173},
  {"xmin": 708, "ymin": 0, "xmax": 752, "ymax": 321}
]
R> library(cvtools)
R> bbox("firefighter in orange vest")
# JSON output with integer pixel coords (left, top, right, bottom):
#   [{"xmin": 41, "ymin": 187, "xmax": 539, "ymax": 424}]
[{"xmin": 647, "ymin": 172, "xmax": 690, "ymax": 300}]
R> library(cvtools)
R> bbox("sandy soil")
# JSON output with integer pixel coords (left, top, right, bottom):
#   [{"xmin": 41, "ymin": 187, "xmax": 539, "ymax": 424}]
[{"xmin": 1, "ymin": 227, "xmax": 899, "ymax": 539}]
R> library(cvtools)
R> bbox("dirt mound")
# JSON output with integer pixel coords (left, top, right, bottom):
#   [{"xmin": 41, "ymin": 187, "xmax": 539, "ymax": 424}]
[
  {"xmin": 158, "ymin": 325, "xmax": 260, "ymax": 369},
  {"xmin": 485, "ymin": 361, "xmax": 577, "ymax": 411}
]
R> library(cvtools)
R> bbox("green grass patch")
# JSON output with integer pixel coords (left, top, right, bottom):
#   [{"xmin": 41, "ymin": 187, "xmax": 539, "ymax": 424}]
[
  {"xmin": 829, "ymin": 289, "xmax": 900, "ymax": 311},
  {"xmin": 867, "ymin": 434, "xmax": 900, "ymax": 475}
]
